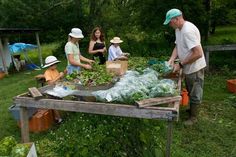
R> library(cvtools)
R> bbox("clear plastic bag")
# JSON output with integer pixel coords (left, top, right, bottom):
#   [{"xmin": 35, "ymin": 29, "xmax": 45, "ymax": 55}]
[
  {"xmin": 150, "ymin": 61, "xmax": 173, "ymax": 76},
  {"xmin": 149, "ymin": 79, "xmax": 179, "ymax": 97},
  {"xmin": 92, "ymin": 68, "xmax": 158, "ymax": 103},
  {"xmin": 45, "ymin": 85, "xmax": 76, "ymax": 98}
]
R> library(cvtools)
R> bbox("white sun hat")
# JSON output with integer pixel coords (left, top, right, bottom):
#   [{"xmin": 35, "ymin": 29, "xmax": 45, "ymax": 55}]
[
  {"xmin": 43, "ymin": 56, "xmax": 60, "ymax": 68},
  {"xmin": 69, "ymin": 28, "xmax": 84, "ymax": 39},
  {"xmin": 110, "ymin": 37, "xmax": 123, "ymax": 44}
]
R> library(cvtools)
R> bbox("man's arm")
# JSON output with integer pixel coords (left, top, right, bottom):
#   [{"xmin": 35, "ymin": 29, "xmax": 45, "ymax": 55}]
[
  {"xmin": 181, "ymin": 45, "xmax": 203, "ymax": 65},
  {"xmin": 168, "ymin": 46, "xmax": 178, "ymax": 66}
]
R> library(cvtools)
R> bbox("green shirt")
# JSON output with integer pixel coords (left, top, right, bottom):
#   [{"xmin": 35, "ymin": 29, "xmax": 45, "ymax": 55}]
[{"xmin": 65, "ymin": 41, "xmax": 80, "ymax": 66}]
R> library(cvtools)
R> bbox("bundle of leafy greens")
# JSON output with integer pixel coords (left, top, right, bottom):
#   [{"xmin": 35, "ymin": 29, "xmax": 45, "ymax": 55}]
[
  {"xmin": 0, "ymin": 136, "xmax": 17, "ymax": 156},
  {"xmin": 149, "ymin": 61, "xmax": 173, "ymax": 76},
  {"xmin": 0, "ymin": 136, "xmax": 31, "ymax": 157},
  {"xmin": 11, "ymin": 144, "xmax": 30, "ymax": 157},
  {"xmin": 92, "ymin": 68, "xmax": 179, "ymax": 104}
]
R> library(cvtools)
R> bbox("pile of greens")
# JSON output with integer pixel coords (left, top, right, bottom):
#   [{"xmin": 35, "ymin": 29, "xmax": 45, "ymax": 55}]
[
  {"xmin": 65, "ymin": 62, "xmax": 113, "ymax": 87},
  {"xmin": 129, "ymin": 57, "xmax": 173, "ymax": 76},
  {"xmin": 0, "ymin": 136, "xmax": 30, "ymax": 157},
  {"xmin": 92, "ymin": 68, "xmax": 179, "ymax": 104},
  {"xmin": 0, "ymin": 136, "xmax": 17, "ymax": 156},
  {"xmin": 149, "ymin": 61, "xmax": 173, "ymax": 76}
]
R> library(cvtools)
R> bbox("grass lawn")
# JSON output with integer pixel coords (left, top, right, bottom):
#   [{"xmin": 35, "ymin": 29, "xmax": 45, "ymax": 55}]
[
  {"xmin": 205, "ymin": 25, "xmax": 236, "ymax": 45},
  {"xmin": 0, "ymin": 26, "xmax": 236, "ymax": 156}
]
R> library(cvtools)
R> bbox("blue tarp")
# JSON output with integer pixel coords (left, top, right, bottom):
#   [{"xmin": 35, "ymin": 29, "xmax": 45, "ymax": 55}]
[
  {"xmin": 8, "ymin": 43, "xmax": 40, "ymax": 70},
  {"xmin": 9, "ymin": 42, "xmax": 37, "ymax": 54}
]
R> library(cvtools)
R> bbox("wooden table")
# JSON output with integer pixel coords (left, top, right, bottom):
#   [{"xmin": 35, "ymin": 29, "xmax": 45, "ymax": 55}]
[
  {"xmin": 14, "ymin": 83, "xmax": 181, "ymax": 157},
  {"xmin": 14, "ymin": 70, "xmax": 183, "ymax": 157}
]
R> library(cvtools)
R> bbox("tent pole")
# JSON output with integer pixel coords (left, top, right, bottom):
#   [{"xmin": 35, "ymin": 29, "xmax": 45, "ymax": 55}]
[
  {"xmin": 35, "ymin": 32, "xmax": 43, "ymax": 67},
  {"xmin": 0, "ymin": 37, "xmax": 8, "ymax": 74}
]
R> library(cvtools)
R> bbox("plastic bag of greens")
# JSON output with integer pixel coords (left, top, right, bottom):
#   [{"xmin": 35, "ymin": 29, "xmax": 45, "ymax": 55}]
[
  {"xmin": 149, "ymin": 79, "xmax": 179, "ymax": 97},
  {"xmin": 45, "ymin": 84, "xmax": 76, "ymax": 98},
  {"xmin": 92, "ymin": 68, "xmax": 159, "ymax": 104},
  {"xmin": 139, "ymin": 68, "xmax": 159, "ymax": 88},
  {"xmin": 150, "ymin": 61, "xmax": 173, "ymax": 76}
]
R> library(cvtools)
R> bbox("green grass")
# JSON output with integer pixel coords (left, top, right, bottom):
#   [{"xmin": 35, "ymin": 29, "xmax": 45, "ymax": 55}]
[
  {"xmin": 204, "ymin": 25, "xmax": 236, "ymax": 71},
  {"xmin": 206, "ymin": 25, "xmax": 236, "ymax": 45},
  {"xmin": 1, "ymin": 26, "xmax": 236, "ymax": 156},
  {"xmin": 19, "ymin": 42, "xmax": 60, "ymax": 67}
]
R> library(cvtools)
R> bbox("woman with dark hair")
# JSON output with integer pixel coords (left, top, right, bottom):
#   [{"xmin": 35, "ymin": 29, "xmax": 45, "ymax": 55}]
[{"xmin": 88, "ymin": 27, "xmax": 107, "ymax": 64}]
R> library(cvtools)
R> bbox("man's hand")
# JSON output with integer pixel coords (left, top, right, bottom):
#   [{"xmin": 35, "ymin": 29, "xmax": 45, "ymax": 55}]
[
  {"xmin": 173, "ymin": 63, "xmax": 181, "ymax": 73},
  {"xmin": 168, "ymin": 59, "xmax": 175, "ymax": 67}
]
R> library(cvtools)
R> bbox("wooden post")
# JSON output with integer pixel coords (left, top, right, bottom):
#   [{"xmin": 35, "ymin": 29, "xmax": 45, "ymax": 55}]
[
  {"xmin": 166, "ymin": 120, "xmax": 173, "ymax": 157},
  {"xmin": 35, "ymin": 32, "xmax": 43, "ymax": 67},
  {"xmin": 205, "ymin": 51, "xmax": 209, "ymax": 72},
  {"xmin": 0, "ymin": 38, "xmax": 8, "ymax": 74},
  {"xmin": 20, "ymin": 107, "xmax": 30, "ymax": 143},
  {"xmin": 204, "ymin": 44, "xmax": 236, "ymax": 72}
]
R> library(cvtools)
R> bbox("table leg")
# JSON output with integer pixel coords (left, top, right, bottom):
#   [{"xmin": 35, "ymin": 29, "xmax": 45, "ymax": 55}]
[
  {"xmin": 20, "ymin": 107, "xmax": 30, "ymax": 142},
  {"xmin": 166, "ymin": 120, "xmax": 173, "ymax": 157}
]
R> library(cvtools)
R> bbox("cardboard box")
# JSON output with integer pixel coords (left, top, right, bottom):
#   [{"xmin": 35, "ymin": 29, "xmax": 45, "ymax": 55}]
[{"xmin": 106, "ymin": 61, "xmax": 128, "ymax": 76}]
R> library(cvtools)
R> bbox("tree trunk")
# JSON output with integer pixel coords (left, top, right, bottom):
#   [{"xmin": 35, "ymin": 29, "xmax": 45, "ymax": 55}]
[{"xmin": 204, "ymin": 0, "xmax": 211, "ymax": 41}]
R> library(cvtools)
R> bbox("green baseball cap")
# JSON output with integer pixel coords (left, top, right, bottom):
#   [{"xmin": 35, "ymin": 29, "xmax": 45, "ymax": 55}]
[{"xmin": 163, "ymin": 9, "xmax": 182, "ymax": 25}]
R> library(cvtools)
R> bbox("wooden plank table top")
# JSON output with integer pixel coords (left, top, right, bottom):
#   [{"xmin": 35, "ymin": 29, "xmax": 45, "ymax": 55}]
[{"xmin": 14, "ymin": 76, "xmax": 182, "ymax": 157}]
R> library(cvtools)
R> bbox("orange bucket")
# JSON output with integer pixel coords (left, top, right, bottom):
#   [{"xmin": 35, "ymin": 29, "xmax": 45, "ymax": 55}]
[
  {"xmin": 0, "ymin": 72, "xmax": 6, "ymax": 79},
  {"xmin": 181, "ymin": 88, "xmax": 189, "ymax": 106},
  {"xmin": 226, "ymin": 79, "xmax": 236, "ymax": 93}
]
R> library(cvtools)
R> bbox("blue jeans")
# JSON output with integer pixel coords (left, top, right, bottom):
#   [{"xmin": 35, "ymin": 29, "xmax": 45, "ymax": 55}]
[{"xmin": 66, "ymin": 65, "xmax": 81, "ymax": 74}]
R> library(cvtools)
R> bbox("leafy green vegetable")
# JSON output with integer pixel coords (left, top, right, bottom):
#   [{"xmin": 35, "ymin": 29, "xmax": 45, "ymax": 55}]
[
  {"xmin": 64, "ymin": 61, "xmax": 114, "ymax": 87},
  {"xmin": 0, "ymin": 136, "xmax": 17, "ymax": 156},
  {"xmin": 11, "ymin": 144, "xmax": 30, "ymax": 157},
  {"xmin": 149, "ymin": 61, "xmax": 173, "ymax": 76}
]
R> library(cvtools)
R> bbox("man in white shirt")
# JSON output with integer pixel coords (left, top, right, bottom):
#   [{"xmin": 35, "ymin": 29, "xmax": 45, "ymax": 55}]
[{"xmin": 164, "ymin": 9, "xmax": 206, "ymax": 125}]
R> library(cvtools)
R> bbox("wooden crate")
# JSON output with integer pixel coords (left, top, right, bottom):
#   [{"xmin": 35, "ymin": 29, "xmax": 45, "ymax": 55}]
[{"xmin": 18, "ymin": 109, "xmax": 54, "ymax": 133}]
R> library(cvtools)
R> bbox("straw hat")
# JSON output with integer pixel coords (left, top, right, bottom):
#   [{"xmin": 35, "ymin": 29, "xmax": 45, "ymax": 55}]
[
  {"xmin": 110, "ymin": 37, "xmax": 123, "ymax": 44},
  {"xmin": 69, "ymin": 28, "xmax": 84, "ymax": 39},
  {"xmin": 43, "ymin": 56, "xmax": 60, "ymax": 68}
]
